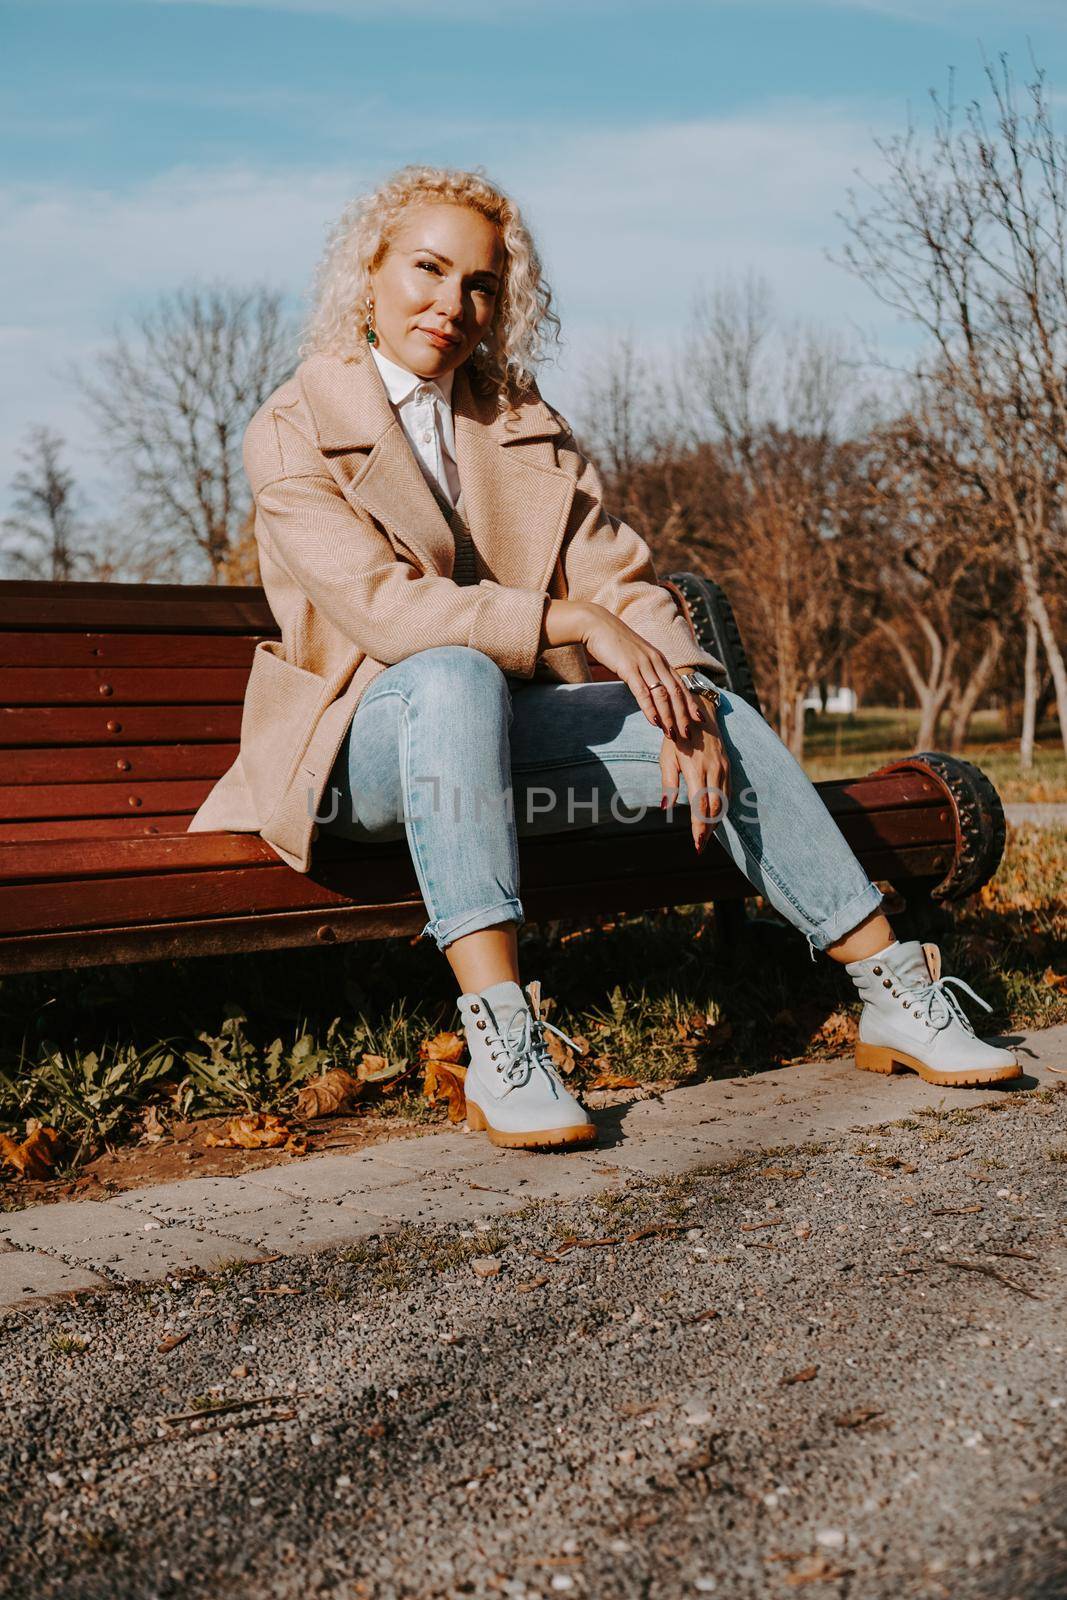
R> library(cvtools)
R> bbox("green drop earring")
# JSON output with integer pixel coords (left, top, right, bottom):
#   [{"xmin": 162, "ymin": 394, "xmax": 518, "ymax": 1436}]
[{"xmin": 366, "ymin": 298, "xmax": 377, "ymax": 347}]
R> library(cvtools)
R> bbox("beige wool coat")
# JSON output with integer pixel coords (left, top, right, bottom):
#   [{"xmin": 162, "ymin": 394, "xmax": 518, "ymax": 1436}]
[{"xmin": 186, "ymin": 349, "xmax": 725, "ymax": 872}]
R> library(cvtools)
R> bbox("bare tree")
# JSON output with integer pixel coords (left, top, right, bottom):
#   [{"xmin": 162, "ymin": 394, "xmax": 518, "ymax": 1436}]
[
  {"xmin": 77, "ymin": 283, "xmax": 295, "ymax": 582},
  {"xmin": 858, "ymin": 390, "xmax": 1012, "ymax": 750},
  {"xmin": 837, "ymin": 54, "xmax": 1067, "ymax": 757},
  {"xmin": 684, "ymin": 278, "xmax": 870, "ymax": 757},
  {"xmin": 1, "ymin": 426, "xmax": 89, "ymax": 580}
]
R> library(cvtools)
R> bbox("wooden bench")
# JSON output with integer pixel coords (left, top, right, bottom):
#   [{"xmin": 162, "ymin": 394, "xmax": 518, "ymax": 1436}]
[{"xmin": 0, "ymin": 574, "xmax": 1006, "ymax": 975}]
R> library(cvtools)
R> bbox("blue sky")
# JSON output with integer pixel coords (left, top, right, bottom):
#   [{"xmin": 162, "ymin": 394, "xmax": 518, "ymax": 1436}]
[{"xmin": 4, "ymin": 0, "xmax": 1067, "ymax": 519}]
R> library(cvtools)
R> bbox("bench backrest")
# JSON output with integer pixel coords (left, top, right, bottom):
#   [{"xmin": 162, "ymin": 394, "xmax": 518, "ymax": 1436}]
[{"xmin": 0, "ymin": 579, "xmax": 278, "ymax": 843}]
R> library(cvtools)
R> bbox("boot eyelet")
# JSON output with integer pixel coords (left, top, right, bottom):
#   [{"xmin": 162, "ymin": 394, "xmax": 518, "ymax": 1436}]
[
  {"xmin": 882, "ymin": 978, "xmax": 892, "ymax": 989},
  {"xmin": 470, "ymin": 1003, "xmax": 480, "ymax": 1013},
  {"xmin": 476, "ymin": 1020, "xmax": 486, "ymax": 1030},
  {"xmin": 872, "ymin": 965, "xmax": 882, "ymax": 975}
]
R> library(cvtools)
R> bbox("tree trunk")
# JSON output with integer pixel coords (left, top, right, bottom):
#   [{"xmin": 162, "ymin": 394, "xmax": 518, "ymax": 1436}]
[
  {"xmin": 1017, "ymin": 535, "xmax": 1067, "ymax": 759},
  {"xmin": 788, "ymin": 692, "xmax": 807, "ymax": 760},
  {"xmin": 947, "ymin": 623, "xmax": 1002, "ymax": 753},
  {"xmin": 1020, "ymin": 611, "xmax": 1038, "ymax": 772},
  {"xmin": 875, "ymin": 615, "xmax": 956, "ymax": 753},
  {"xmin": 915, "ymin": 688, "xmax": 948, "ymax": 751}
]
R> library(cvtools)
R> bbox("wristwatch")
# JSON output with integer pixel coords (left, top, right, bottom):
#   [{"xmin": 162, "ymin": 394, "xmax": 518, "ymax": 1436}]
[{"xmin": 677, "ymin": 668, "xmax": 722, "ymax": 710}]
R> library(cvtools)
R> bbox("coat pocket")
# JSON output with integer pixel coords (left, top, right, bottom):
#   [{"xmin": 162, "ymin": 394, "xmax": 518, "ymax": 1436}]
[{"xmin": 239, "ymin": 639, "xmax": 328, "ymax": 825}]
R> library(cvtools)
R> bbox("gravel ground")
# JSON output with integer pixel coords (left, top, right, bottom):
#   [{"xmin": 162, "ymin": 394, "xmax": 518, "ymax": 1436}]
[{"xmin": 1, "ymin": 1085, "xmax": 1065, "ymax": 1600}]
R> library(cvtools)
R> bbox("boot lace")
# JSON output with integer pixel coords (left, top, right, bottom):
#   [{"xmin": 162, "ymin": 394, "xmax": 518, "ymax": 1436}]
[
  {"xmin": 488, "ymin": 1009, "xmax": 586, "ymax": 1095},
  {"xmin": 907, "ymin": 974, "xmax": 992, "ymax": 1035}
]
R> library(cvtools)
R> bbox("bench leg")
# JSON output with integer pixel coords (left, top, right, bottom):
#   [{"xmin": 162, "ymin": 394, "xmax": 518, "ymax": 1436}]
[
  {"xmin": 711, "ymin": 898, "xmax": 749, "ymax": 957},
  {"xmin": 888, "ymin": 875, "xmax": 953, "ymax": 946}
]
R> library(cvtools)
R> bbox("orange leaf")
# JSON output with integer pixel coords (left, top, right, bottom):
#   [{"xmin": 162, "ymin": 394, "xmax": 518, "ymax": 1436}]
[
  {"xmin": 813, "ymin": 1010, "xmax": 856, "ymax": 1050},
  {"xmin": 544, "ymin": 1030, "xmax": 576, "ymax": 1075},
  {"xmin": 588, "ymin": 1072, "xmax": 641, "ymax": 1091},
  {"xmin": 205, "ymin": 1113, "xmax": 292, "ymax": 1150},
  {"xmin": 420, "ymin": 1030, "xmax": 466, "ymax": 1065},
  {"xmin": 357, "ymin": 1053, "xmax": 399, "ymax": 1083},
  {"xmin": 0, "ymin": 1120, "xmax": 63, "ymax": 1180},
  {"xmin": 1042, "ymin": 967, "xmax": 1067, "ymax": 993},
  {"xmin": 294, "ymin": 1069, "xmax": 363, "ymax": 1120},
  {"xmin": 422, "ymin": 1059, "xmax": 467, "ymax": 1122}
]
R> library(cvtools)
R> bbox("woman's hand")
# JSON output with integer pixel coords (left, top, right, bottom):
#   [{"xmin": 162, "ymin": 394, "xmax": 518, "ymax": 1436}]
[
  {"xmin": 660, "ymin": 711, "xmax": 732, "ymax": 854},
  {"xmin": 579, "ymin": 605, "xmax": 707, "ymax": 742}
]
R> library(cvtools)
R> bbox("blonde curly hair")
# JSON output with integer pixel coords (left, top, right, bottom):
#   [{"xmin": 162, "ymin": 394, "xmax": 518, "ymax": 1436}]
[{"xmin": 298, "ymin": 165, "xmax": 563, "ymax": 411}]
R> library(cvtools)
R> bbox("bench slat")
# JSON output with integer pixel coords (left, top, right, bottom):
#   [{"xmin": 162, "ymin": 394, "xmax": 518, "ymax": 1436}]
[
  {"xmin": 0, "ymin": 743, "xmax": 240, "ymax": 785},
  {"xmin": 0, "ymin": 828, "xmax": 954, "ymax": 939},
  {"xmin": 2, "ymin": 666, "xmax": 253, "ymax": 706},
  {"xmin": 0, "ymin": 815, "xmax": 198, "ymax": 841},
  {"xmin": 0, "ymin": 580, "xmax": 275, "ymax": 633},
  {"xmin": 0, "ymin": 778, "xmax": 217, "ymax": 822},
  {"xmin": 0, "ymin": 631, "xmax": 272, "ymax": 668},
  {"xmin": 0, "ymin": 706, "xmax": 242, "ymax": 747}
]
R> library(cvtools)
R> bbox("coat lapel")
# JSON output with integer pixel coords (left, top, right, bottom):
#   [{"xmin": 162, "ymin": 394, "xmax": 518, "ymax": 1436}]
[
  {"xmin": 297, "ymin": 350, "xmax": 577, "ymax": 591},
  {"xmin": 452, "ymin": 363, "xmax": 576, "ymax": 592}
]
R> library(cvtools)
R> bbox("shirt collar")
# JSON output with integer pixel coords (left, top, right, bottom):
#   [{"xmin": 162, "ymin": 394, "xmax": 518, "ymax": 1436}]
[{"xmin": 370, "ymin": 343, "xmax": 455, "ymax": 408}]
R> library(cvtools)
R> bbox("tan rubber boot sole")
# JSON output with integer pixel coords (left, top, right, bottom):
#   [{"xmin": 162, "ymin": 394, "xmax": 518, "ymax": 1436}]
[
  {"xmin": 855, "ymin": 1039, "xmax": 1021, "ymax": 1087},
  {"xmin": 465, "ymin": 1098, "xmax": 598, "ymax": 1150}
]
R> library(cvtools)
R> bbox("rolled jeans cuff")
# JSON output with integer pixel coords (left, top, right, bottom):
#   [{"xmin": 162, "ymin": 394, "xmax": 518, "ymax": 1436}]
[
  {"xmin": 421, "ymin": 896, "xmax": 525, "ymax": 953},
  {"xmin": 805, "ymin": 881, "xmax": 886, "ymax": 953}
]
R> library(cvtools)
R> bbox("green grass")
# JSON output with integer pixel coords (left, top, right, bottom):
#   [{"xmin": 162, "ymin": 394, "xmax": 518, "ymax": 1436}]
[
  {"xmin": 0, "ymin": 824, "xmax": 1063, "ymax": 1174},
  {"xmin": 802, "ymin": 707, "xmax": 1065, "ymax": 804}
]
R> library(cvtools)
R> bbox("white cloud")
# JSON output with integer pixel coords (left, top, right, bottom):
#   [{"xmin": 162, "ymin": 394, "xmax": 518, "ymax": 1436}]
[{"xmin": 1, "ymin": 100, "xmax": 915, "ymax": 524}]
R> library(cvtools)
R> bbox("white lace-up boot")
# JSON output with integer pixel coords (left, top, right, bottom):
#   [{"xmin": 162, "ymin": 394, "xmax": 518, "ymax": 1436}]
[
  {"xmin": 458, "ymin": 978, "xmax": 597, "ymax": 1150},
  {"xmin": 845, "ymin": 939, "xmax": 1020, "ymax": 1087}
]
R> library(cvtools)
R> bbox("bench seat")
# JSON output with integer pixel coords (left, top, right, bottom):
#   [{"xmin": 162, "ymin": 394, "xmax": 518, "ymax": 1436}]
[{"xmin": 0, "ymin": 575, "xmax": 1004, "ymax": 974}]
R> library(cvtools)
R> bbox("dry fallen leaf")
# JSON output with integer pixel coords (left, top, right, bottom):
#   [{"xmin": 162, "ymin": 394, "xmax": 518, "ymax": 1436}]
[
  {"xmin": 780, "ymin": 1365, "xmax": 819, "ymax": 1385},
  {"xmin": 420, "ymin": 1030, "xmax": 466, "ymax": 1065},
  {"xmin": 587, "ymin": 1071, "xmax": 641, "ymax": 1091},
  {"xmin": 157, "ymin": 1331, "xmax": 192, "ymax": 1353},
  {"xmin": 783, "ymin": 1553, "xmax": 853, "ymax": 1587},
  {"xmin": 141, "ymin": 1105, "xmax": 169, "ymax": 1144},
  {"xmin": 294, "ymin": 1068, "xmax": 363, "ymax": 1120},
  {"xmin": 543, "ymin": 1029, "xmax": 576, "ymax": 1075},
  {"xmin": 205, "ymin": 1113, "xmax": 293, "ymax": 1150},
  {"xmin": 357, "ymin": 1053, "xmax": 401, "ymax": 1084},
  {"xmin": 812, "ymin": 1010, "xmax": 857, "ymax": 1051},
  {"xmin": 0, "ymin": 1120, "xmax": 63, "ymax": 1180},
  {"xmin": 1042, "ymin": 966, "xmax": 1067, "ymax": 993},
  {"xmin": 422, "ymin": 1058, "xmax": 467, "ymax": 1123},
  {"xmin": 833, "ymin": 1406, "xmax": 885, "ymax": 1429}
]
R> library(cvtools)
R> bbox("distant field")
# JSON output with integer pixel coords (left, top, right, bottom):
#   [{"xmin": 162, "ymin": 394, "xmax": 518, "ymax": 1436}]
[{"xmin": 801, "ymin": 707, "xmax": 1066, "ymax": 803}]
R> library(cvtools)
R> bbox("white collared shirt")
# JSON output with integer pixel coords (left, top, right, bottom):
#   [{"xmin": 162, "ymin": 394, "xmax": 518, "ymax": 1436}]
[{"xmin": 369, "ymin": 343, "xmax": 461, "ymax": 508}]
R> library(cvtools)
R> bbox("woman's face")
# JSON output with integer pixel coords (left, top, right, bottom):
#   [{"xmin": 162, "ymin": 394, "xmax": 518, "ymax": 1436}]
[{"xmin": 368, "ymin": 202, "xmax": 504, "ymax": 379}]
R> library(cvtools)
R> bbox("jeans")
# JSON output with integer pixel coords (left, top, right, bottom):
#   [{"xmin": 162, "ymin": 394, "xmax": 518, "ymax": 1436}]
[{"xmin": 316, "ymin": 645, "xmax": 884, "ymax": 954}]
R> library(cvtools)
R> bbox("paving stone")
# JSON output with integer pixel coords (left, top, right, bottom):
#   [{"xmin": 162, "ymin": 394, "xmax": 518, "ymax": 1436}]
[
  {"xmin": 358, "ymin": 1181, "xmax": 538, "ymax": 1227},
  {"xmin": 243, "ymin": 1151, "xmax": 424, "ymax": 1203},
  {"xmin": 451, "ymin": 1155, "xmax": 619, "ymax": 1204},
  {"xmin": 109, "ymin": 1175, "xmax": 293, "ymax": 1224},
  {"xmin": 209, "ymin": 1204, "xmax": 397, "ymax": 1255},
  {"xmin": 0, "ymin": 1200, "xmax": 159, "ymax": 1253},
  {"xmin": 0, "ymin": 1251, "xmax": 108, "ymax": 1310},
  {"xmin": 370, "ymin": 1128, "xmax": 493, "ymax": 1176},
  {"xmin": 57, "ymin": 1227, "xmax": 264, "ymax": 1283}
]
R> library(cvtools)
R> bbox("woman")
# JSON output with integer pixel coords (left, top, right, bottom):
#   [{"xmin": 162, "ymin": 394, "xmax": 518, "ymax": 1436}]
[{"xmin": 188, "ymin": 165, "xmax": 1019, "ymax": 1150}]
